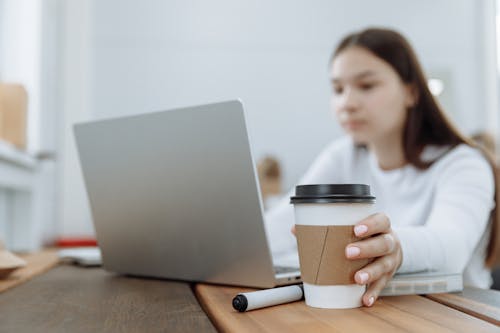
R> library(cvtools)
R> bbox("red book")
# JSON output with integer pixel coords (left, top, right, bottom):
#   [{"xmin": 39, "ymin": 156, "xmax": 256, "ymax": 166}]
[{"xmin": 56, "ymin": 237, "xmax": 98, "ymax": 247}]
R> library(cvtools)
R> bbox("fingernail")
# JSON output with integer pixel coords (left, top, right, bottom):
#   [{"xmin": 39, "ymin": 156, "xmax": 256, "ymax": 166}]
[
  {"xmin": 358, "ymin": 272, "xmax": 369, "ymax": 284},
  {"xmin": 354, "ymin": 224, "xmax": 368, "ymax": 236},
  {"xmin": 346, "ymin": 246, "xmax": 360, "ymax": 258},
  {"xmin": 367, "ymin": 296, "xmax": 375, "ymax": 307}
]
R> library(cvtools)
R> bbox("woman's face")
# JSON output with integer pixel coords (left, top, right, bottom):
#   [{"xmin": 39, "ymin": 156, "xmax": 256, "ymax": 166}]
[{"xmin": 330, "ymin": 46, "xmax": 415, "ymax": 145}]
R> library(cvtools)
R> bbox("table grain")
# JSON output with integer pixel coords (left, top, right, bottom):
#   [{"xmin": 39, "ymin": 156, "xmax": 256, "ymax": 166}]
[
  {"xmin": 196, "ymin": 283, "xmax": 500, "ymax": 333},
  {"xmin": 427, "ymin": 287, "xmax": 500, "ymax": 326},
  {"xmin": 0, "ymin": 265, "xmax": 216, "ymax": 333}
]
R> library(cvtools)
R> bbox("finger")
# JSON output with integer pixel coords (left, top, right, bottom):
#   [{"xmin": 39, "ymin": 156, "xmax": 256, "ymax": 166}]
[
  {"xmin": 363, "ymin": 274, "xmax": 390, "ymax": 307},
  {"xmin": 354, "ymin": 254, "xmax": 398, "ymax": 285},
  {"xmin": 353, "ymin": 213, "xmax": 390, "ymax": 237},
  {"xmin": 291, "ymin": 225, "xmax": 296, "ymax": 236},
  {"xmin": 346, "ymin": 233, "xmax": 396, "ymax": 259}
]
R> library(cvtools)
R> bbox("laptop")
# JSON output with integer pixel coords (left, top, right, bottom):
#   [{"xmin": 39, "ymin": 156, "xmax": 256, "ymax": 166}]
[{"xmin": 74, "ymin": 100, "xmax": 301, "ymax": 288}]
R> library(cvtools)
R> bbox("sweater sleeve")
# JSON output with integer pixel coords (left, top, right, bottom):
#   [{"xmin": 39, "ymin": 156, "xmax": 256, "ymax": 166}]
[
  {"xmin": 264, "ymin": 138, "xmax": 348, "ymax": 264},
  {"xmin": 394, "ymin": 149, "xmax": 495, "ymax": 274}
]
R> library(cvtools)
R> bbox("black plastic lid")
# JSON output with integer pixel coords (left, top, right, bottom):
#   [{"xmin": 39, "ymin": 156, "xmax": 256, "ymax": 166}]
[{"xmin": 290, "ymin": 184, "xmax": 375, "ymax": 204}]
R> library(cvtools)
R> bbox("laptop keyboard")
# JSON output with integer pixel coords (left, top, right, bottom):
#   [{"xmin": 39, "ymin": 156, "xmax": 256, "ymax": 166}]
[{"xmin": 274, "ymin": 266, "xmax": 300, "ymax": 274}]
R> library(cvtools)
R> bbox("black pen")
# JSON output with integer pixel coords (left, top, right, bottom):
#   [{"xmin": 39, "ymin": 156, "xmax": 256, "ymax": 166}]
[{"xmin": 232, "ymin": 284, "xmax": 304, "ymax": 312}]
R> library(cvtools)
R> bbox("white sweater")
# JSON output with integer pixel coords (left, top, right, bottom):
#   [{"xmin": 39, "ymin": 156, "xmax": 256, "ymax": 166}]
[{"xmin": 264, "ymin": 137, "xmax": 495, "ymax": 288}]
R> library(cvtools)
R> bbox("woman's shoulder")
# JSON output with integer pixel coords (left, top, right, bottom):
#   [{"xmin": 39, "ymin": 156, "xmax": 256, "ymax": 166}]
[
  {"xmin": 430, "ymin": 143, "xmax": 489, "ymax": 167},
  {"xmin": 429, "ymin": 143, "xmax": 494, "ymax": 186}
]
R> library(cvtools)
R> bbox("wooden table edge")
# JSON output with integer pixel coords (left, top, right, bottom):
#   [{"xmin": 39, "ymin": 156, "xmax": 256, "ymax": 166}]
[
  {"xmin": 194, "ymin": 284, "xmax": 224, "ymax": 332},
  {"xmin": 195, "ymin": 283, "xmax": 500, "ymax": 331},
  {"xmin": 0, "ymin": 249, "xmax": 59, "ymax": 294},
  {"xmin": 425, "ymin": 292, "xmax": 500, "ymax": 326}
]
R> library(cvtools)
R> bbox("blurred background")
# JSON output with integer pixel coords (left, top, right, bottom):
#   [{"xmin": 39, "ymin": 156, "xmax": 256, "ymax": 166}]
[{"xmin": 0, "ymin": 0, "xmax": 498, "ymax": 251}]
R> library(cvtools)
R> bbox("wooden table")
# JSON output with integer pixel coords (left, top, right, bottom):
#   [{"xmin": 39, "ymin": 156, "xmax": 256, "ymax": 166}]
[
  {"xmin": 426, "ymin": 287, "xmax": 500, "ymax": 325},
  {"xmin": 195, "ymin": 284, "xmax": 500, "ymax": 332},
  {"xmin": 1, "ymin": 259, "xmax": 499, "ymax": 332},
  {"xmin": 0, "ymin": 265, "xmax": 216, "ymax": 333}
]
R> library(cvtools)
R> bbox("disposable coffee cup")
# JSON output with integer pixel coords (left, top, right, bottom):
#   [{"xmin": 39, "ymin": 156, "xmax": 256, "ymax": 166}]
[{"xmin": 290, "ymin": 184, "xmax": 375, "ymax": 309}]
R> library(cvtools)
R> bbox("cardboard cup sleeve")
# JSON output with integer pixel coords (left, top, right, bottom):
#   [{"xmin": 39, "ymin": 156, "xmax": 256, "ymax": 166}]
[{"xmin": 296, "ymin": 225, "xmax": 369, "ymax": 285}]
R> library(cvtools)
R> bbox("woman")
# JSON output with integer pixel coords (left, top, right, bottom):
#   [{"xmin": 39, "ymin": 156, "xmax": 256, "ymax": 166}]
[{"xmin": 265, "ymin": 27, "xmax": 497, "ymax": 307}]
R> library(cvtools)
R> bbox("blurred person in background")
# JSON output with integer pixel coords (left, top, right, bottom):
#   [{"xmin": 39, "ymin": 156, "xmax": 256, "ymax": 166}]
[{"xmin": 265, "ymin": 27, "xmax": 498, "ymax": 307}]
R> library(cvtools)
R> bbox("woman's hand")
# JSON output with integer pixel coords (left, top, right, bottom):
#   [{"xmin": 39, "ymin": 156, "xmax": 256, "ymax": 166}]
[
  {"xmin": 346, "ymin": 213, "xmax": 402, "ymax": 307},
  {"xmin": 290, "ymin": 212, "xmax": 401, "ymax": 307}
]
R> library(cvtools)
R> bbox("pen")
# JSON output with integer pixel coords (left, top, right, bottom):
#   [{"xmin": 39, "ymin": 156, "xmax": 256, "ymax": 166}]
[{"xmin": 232, "ymin": 284, "xmax": 304, "ymax": 312}]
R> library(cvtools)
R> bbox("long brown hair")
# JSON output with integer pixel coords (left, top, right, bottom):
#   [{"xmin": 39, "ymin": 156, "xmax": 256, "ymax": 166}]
[{"xmin": 332, "ymin": 27, "xmax": 499, "ymax": 267}]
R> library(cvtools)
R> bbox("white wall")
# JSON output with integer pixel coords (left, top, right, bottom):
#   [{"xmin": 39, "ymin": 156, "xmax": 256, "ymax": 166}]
[
  {"xmin": 0, "ymin": 0, "xmax": 3, "ymax": 58},
  {"xmin": 57, "ymin": 1, "xmax": 95, "ymax": 237},
  {"xmin": 89, "ymin": 0, "xmax": 494, "ymax": 185},
  {"xmin": 57, "ymin": 0, "xmax": 498, "ymax": 238}
]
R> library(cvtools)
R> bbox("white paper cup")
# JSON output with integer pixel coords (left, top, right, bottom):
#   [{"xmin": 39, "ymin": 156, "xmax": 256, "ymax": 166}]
[{"xmin": 290, "ymin": 184, "xmax": 375, "ymax": 309}]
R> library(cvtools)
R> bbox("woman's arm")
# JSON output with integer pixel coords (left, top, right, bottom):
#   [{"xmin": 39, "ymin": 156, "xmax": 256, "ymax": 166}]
[
  {"xmin": 345, "ymin": 147, "xmax": 494, "ymax": 306},
  {"xmin": 394, "ymin": 151, "xmax": 494, "ymax": 274}
]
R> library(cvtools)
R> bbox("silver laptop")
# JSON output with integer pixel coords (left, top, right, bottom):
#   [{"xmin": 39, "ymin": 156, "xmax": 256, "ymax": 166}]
[{"xmin": 74, "ymin": 100, "xmax": 300, "ymax": 288}]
